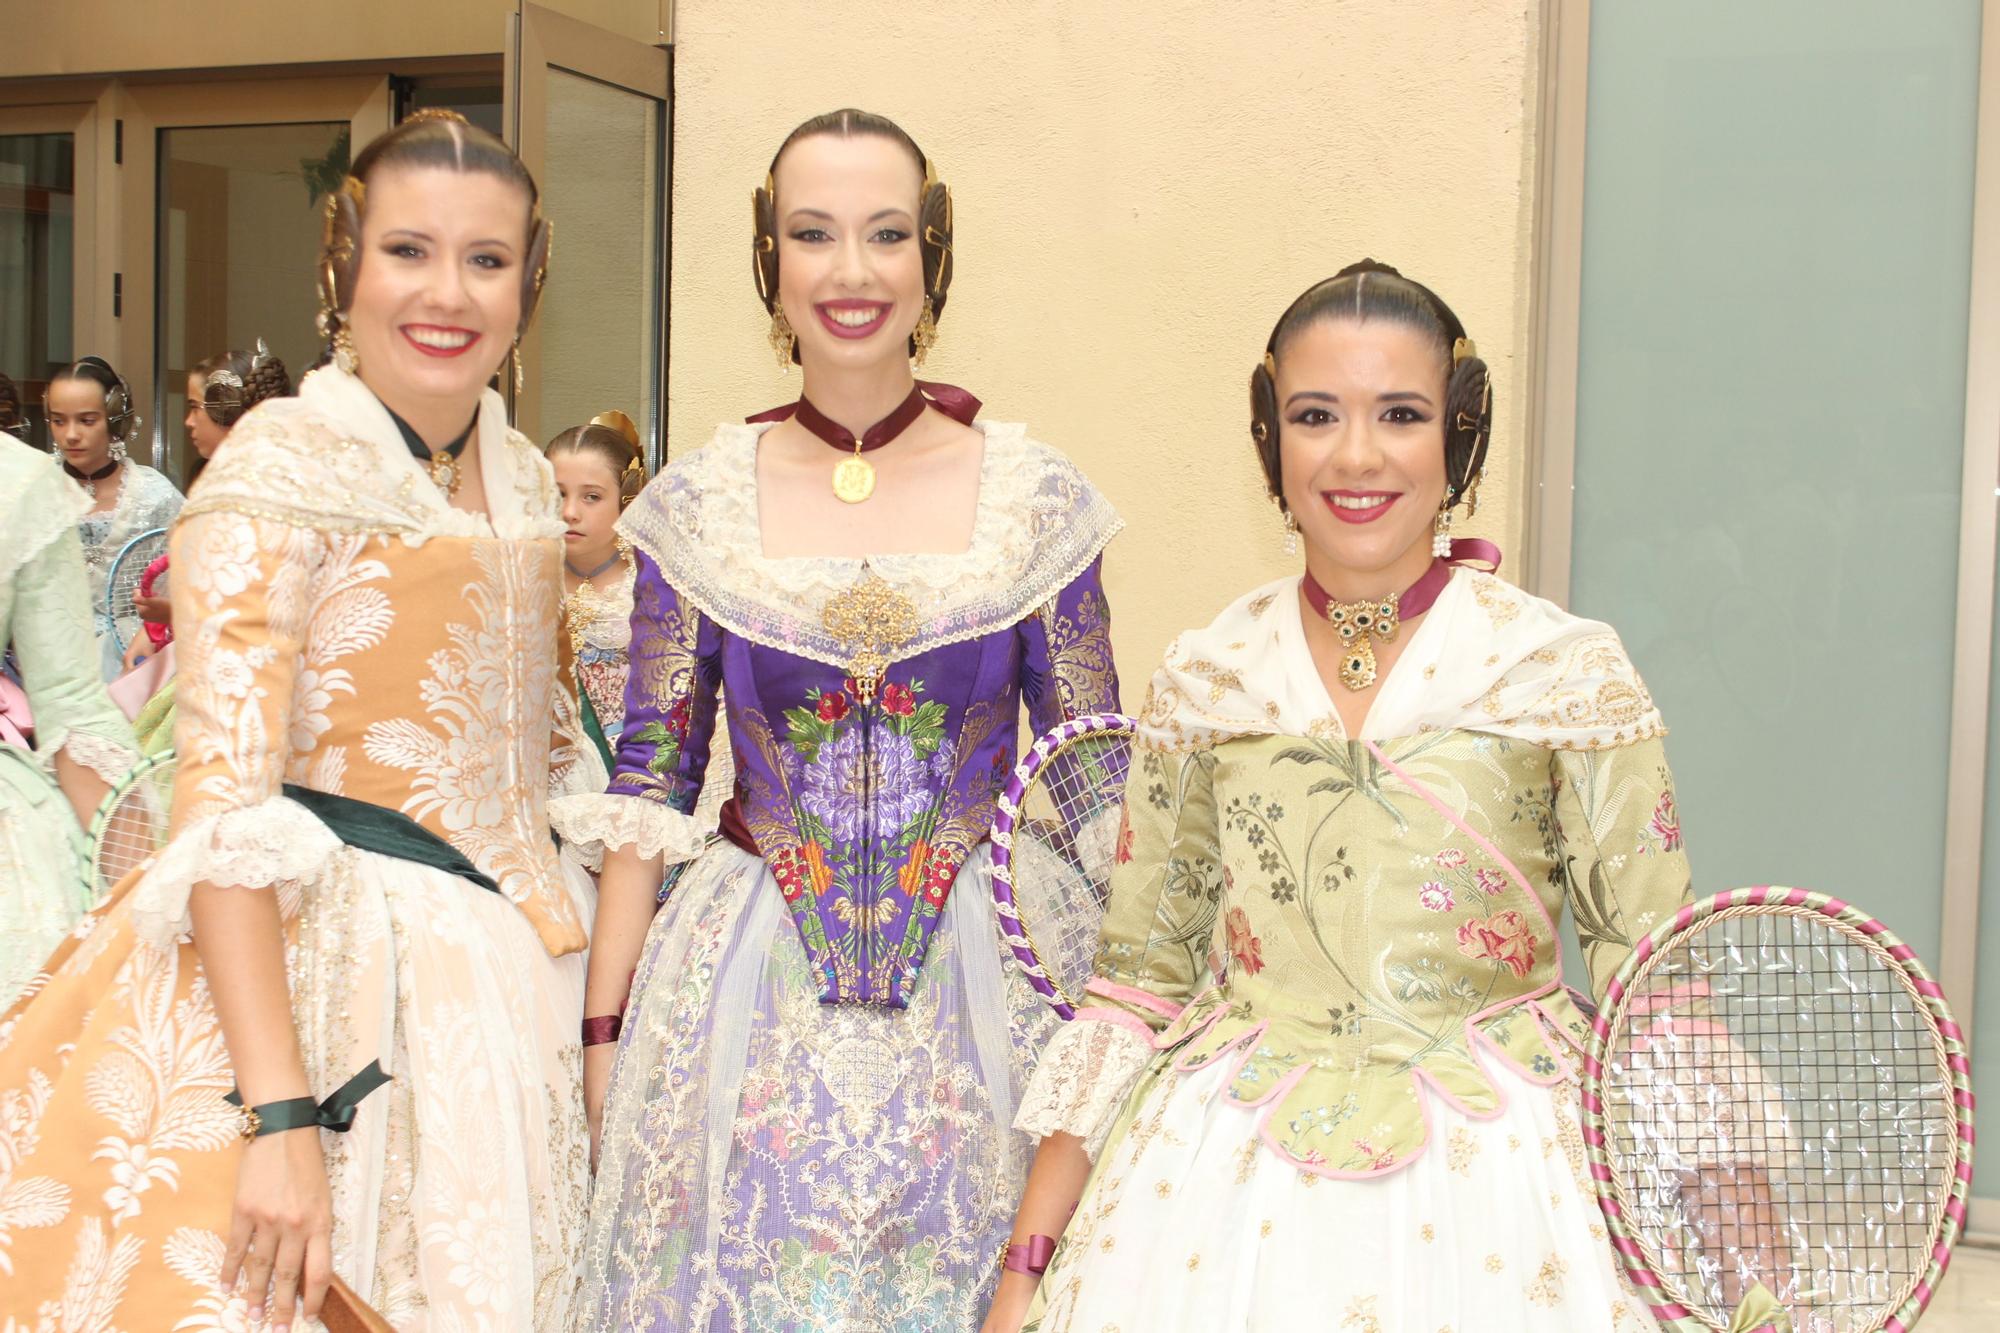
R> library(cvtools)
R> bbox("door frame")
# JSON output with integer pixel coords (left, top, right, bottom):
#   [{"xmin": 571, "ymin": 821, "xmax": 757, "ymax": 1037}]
[
  {"xmin": 115, "ymin": 76, "xmax": 391, "ymax": 470},
  {"xmin": 0, "ymin": 97, "xmax": 110, "ymax": 411},
  {"xmin": 1526, "ymin": 0, "xmax": 2000, "ymax": 1239},
  {"xmin": 506, "ymin": 0, "xmax": 670, "ymax": 460}
]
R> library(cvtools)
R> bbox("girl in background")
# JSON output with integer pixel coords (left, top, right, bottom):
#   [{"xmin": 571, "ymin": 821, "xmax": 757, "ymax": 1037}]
[
  {"xmin": 45, "ymin": 356, "xmax": 183, "ymax": 679},
  {"xmin": 124, "ymin": 343, "xmax": 294, "ymax": 750}
]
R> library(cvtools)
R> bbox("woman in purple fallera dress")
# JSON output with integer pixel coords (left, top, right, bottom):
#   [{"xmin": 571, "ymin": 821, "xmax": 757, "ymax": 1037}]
[{"xmin": 548, "ymin": 109, "xmax": 1122, "ymax": 1330}]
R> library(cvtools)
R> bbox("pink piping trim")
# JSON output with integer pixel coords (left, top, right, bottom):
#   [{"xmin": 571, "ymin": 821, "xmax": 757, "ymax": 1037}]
[{"xmin": 1085, "ymin": 977, "xmax": 1185, "ymax": 1020}]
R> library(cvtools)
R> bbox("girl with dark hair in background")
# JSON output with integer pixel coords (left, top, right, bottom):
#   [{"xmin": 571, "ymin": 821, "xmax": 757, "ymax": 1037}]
[
  {"xmin": 120, "ymin": 342, "xmax": 297, "ymax": 742},
  {"xmin": 0, "ymin": 371, "xmax": 25, "ymax": 442},
  {"xmin": 0, "ymin": 110, "xmax": 590, "ymax": 1331},
  {"xmin": 551, "ymin": 108, "xmax": 1122, "ymax": 1329},
  {"xmin": 45, "ymin": 355, "xmax": 183, "ymax": 679},
  {"xmin": 989, "ymin": 263, "xmax": 1695, "ymax": 1332}
]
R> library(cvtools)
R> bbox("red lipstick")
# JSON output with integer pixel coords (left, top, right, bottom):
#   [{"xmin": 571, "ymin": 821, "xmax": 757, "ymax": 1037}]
[
  {"xmin": 814, "ymin": 300, "xmax": 891, "ymax": 340},
  {"xmin": 1322, "ymin": 490, "xmax": 1401, "ymax": 525}
]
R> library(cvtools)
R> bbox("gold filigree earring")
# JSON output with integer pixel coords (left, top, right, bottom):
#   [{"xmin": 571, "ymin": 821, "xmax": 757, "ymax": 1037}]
[
  {"xmin": 333, "ymin": 322, "xmax": 360, "ymax": 376},
  {"xmin": 911, "ymin": 296, "xmax": 938, "ymax": 368},
  {"xmin": 1282, "ymin": 509, "xmax": 1299, "ymax": 556},
  {"xmin": 769, "ymin": 302, "xmax": 796, "ymax": 371},
  {"xmin": 512, "ymin": 340, "xmax": 525, "ymax": 396}
]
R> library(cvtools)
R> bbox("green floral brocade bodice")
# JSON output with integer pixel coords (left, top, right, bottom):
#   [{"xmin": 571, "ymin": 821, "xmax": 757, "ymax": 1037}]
[{"xmin": 1097, "ymin": 726, "xmax": 1690, "ymax": 1177}]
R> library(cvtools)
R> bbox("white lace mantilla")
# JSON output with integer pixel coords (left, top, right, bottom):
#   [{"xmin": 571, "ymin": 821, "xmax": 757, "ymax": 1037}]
[
  {"xmin": 1014, "ymin": 1013, "xmax": 1157, "ymax": 1159},
  {"xmin": 182, "ymin": 365, "xmax": 565, "ymax": 545},
  {"xmin": 130, "ymin": 794, "xmax": 344, "ymax": 947},
  {"xmin": 548, "ymin": 791, "xmax": 708, "ymax": 869},
  {"xmin": 618, "ymin": 420, "xmax": 1122, "ymax": 669}
]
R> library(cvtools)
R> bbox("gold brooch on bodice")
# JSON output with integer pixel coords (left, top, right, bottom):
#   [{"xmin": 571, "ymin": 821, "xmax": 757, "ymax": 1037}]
[{"xmin": 821, "ymin": 570, "xmax": 918, "ymax": 704}]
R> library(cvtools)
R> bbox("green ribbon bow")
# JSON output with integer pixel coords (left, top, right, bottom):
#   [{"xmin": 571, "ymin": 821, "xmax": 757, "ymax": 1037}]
[{"xmin": 1726, "ymin": 1283, "xmax": 1791, "ymax": 1333}]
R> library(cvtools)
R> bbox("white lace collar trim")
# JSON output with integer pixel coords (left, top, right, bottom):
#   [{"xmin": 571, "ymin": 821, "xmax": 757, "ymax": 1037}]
[
  {"xmin": 1137, "ymin": 569, "xmax": 1666, "ymax": 753},
  {"xmin": 620, "ymin": 419, "xmax": 1121, "ymax": 668},
  {"xmin": 183, "ymin": 366, "xmax": 562, "ymax": 542}
]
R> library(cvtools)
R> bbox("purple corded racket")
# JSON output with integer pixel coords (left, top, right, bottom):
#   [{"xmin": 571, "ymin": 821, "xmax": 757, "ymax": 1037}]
[{"xmin": 988, "ymin": 712, "xmax": 1135, "ymax": 1019}]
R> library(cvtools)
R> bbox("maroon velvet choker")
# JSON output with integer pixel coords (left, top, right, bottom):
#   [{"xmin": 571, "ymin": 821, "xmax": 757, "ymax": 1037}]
[
  {"xmin": 1300, "ymin": 537, "xmax": 1502, "ymax": 691},
  {"xmin": 795, "ymin": 385, "xmax": 927, "ymax": 456},
  {"xmin": 747, "ymin": 381, "xmax": 983, "ymax": 505}
]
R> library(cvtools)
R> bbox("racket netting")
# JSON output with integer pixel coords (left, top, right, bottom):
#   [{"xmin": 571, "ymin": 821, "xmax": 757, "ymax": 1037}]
[
  {"xmin": 1600, "ymin": 907, "xmax": 1956, "ymax": 1332},
  {"xmin": 1003, "ymin": 729, "xmax": 1132, "ymax": 1009},
  {"xmin": 91, "ymin": 754, "xmax": 175, "ymax": 903},
  {"xmin": 106, "ymin": 529, "xmax": 168, "ymax": 653}
]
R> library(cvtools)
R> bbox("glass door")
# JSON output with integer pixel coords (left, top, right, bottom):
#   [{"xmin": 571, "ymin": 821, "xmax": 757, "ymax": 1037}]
[
  {"xmin": 117, "ymin": 76, "xmax": 390, "ymax": 483},
  {"xmin": 1549, "ymin": 0, "xmax": 1997, "ymax": 1232},
  {"xmin": 0, "ymin": 102, "xmax": 97, "ymax": 451},
  {"xmin": 507, "ymin": 1, "xmax": 668, "ymax": 462}
]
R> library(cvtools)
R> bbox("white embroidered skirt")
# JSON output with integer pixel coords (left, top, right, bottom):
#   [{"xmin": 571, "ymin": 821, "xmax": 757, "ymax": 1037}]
[
  {"xmin": 579, "ymin": 842, "xmax": 1060, "ymax": 1332},
  {"xmin": 1028, "ymin": 1056, "xmax": 1663, "ymax": 1332},
  {"xmin": 0, "ymin": 845, "xmax": 592, "ymax": 1331}
]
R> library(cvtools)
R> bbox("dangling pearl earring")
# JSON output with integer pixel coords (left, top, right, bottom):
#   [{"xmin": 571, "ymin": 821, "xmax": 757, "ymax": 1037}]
[
  {"xmin": 1282, "ymin": 510, "xmax": 1300, "ymax": 556},
  {"xmin": 1432, "ymin": 498, "xmax": 1454, "ymax": 559}
]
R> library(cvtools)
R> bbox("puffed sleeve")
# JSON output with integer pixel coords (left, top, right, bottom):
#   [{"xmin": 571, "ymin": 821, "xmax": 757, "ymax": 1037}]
[
  {"xmin": 10, "ymin": 518, "xmax": 138, "ymax": 783},
  {"xmin": 547, "ymin": 547, "xmax": 722, "ymax": 869},
  {"xmin": 1550, "ymin": 736, "xmax": 1694, "ymax": 1001},
  {"xmin": 1015, "ymin": 741, "xmax": 1225, "ymax": 1155},
  {"xmin": 130, "ymin": 509, "xmax": 342, "ymax": 947}
]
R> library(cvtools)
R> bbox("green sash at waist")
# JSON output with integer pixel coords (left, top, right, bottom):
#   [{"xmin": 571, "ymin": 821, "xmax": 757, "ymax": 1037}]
[{"xmin": 281, "ymin": 783, "xmax": 501, "ymax": 894}]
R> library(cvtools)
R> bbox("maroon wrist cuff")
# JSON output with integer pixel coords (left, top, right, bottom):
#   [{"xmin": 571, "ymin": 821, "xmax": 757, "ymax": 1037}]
[
  {"xmin": 1002, "ymin": 1234, "xmax": 1058, "ymax": 1277},
  {"xmin": 581, "ymin": 1014, "xmax": 622, "ymax": 1047}
]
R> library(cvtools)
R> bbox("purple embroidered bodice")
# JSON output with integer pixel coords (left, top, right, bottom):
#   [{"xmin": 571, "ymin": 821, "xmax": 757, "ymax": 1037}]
[{"xmin": 601, "ymin": 419, "xmax": 1121, "ymax": 1007}]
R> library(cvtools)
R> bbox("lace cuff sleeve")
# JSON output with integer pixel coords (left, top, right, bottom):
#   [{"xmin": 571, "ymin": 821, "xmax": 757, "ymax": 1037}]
[
  {"xmin": 548, "ymin": 791, "xmax": 708, "ymax": 872},
  {"xmin": 1014, "ymin": 1012, "xmax": 1158, "ymax": 1159},
  {"xmin": 131, "ymin": 794, "xmax": 343, "ymax": 948},
  {"xmin": 50, "ymin": 729, "xmax": 140, "ymax": 784}
]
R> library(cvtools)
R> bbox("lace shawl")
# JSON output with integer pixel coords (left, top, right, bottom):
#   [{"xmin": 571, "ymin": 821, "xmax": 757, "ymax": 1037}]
[{"xmin": 617, "ymin": 420, "xmax": 1123, "ymax": 667}]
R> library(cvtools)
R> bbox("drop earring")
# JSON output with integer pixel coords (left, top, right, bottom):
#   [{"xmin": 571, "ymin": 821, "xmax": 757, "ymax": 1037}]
[
  {"xmin": 1432, "ymin": 499, "xmax": 1454, "ymax": 558},
  {"xmin": 1282, "ymin": 509, "xmax": 1299, "ymax": 556},
  {"xmin": 512, "ymin": 340, "xmax": 525, "ymax": 396},
  {"xmin": 911, "ymin": 295, "xmax": 938, "ymax": 368},
  {"xmin": 333, "ymin": 323, "xmax": 360, "ymax": 376},
  {"xmin": 109, "ymin": 435, "xmax": 129, "ymax": 465},
  {"xmin": 769, "ymin": 302, "xmax": 796, "ymax": 371}
]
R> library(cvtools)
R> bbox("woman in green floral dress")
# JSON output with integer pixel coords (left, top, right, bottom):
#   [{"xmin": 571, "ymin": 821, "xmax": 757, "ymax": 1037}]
[{"xmin": 989, "ymin": 262, "xmax": 1694, "ymax": 1332}]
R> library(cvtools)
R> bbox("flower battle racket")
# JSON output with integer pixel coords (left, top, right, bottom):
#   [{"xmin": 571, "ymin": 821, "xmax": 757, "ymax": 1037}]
[
  {"xmin": 86, "ymin": 749, "xmax": 175, "ymax": 906},
  {"xmin": 1581, "ymin": 886, "xmax": 1973, "ymax": 1332},
  {"xmin": 988, "ymin": 712, "xmax": 1134, "ymax": 1019},
  {"xmin": 104, "ymin": 525, "xmax": 168, "ymax": 655}
]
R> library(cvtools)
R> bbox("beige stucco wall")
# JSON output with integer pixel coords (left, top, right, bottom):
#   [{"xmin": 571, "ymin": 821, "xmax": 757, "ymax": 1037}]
[{"xmin": 669, "ymin": 0, "xmax": 1543, "ymax": 684}]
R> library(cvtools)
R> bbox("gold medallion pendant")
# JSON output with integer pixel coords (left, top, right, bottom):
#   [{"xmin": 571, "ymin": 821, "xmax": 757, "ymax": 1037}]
[
  {"xmin": 429, "ymin": 453, "xmax": 462, "ymax": 496},
  {"xmin": 832, "ymin": 453, "xmax": 876, "ymax": 504}
]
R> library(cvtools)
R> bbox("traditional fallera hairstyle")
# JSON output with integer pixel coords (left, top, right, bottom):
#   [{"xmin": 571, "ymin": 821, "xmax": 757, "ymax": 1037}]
[
  {"xmin": 0, "ymin": 372, "xmax": 22, "ymax": 441},
  {"xmin": 545, "ymin": 409, "xmax": 647, "ymax": 508},
  {"xmin": 1249, "ymin": 260, "xmax": 1493, "ymax": 518},
  {"xmin": 315, "ymin": 109, "xmax": 551, "ymax": 369},
  {"xmin": 752, "ymin": 108, "xmax": 954, "ymax": 364},
  {"xmin": 194, "ymin": 340, "xmax": 293, "ymax": 427},
  {"xmin": 46, "ymin": 355, "xmax": 140, "ymax": 444}
]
